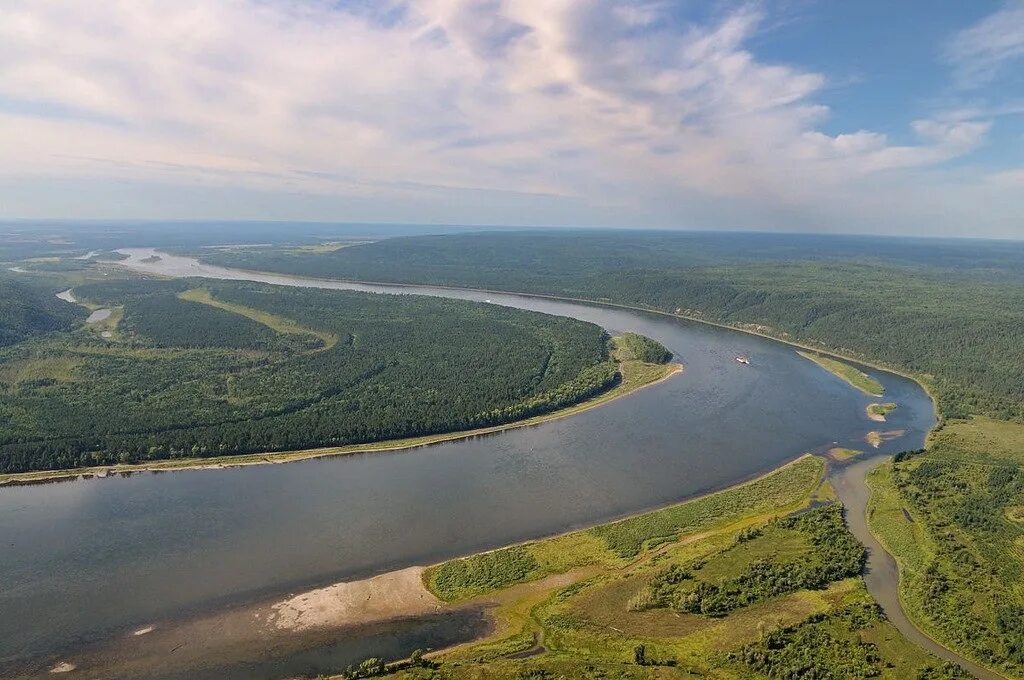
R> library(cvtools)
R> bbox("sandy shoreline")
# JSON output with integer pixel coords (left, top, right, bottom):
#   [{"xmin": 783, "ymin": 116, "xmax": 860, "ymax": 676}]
[
  {"xmin": 24, "ymin": 567, "xmax": 466, "ymax": 679},
  {"xmin": 19, "ymin": 453, "xmax": 820, "ymax": 679},
  {"xmin": 270, "ymin": 567, "xmax": 441, "ymax": 631}
]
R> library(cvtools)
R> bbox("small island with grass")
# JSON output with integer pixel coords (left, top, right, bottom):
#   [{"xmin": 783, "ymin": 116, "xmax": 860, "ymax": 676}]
[
  {"xmin": 828, "ymin": 447, "xmax": 863, "ymax": 461},
  {"xmin": 798, "ymin": 351, "xmax": 884, "ymax": 397},
  {"xmin": 867, "ymin": 402, "xmax": 897, "ymax": 422}
]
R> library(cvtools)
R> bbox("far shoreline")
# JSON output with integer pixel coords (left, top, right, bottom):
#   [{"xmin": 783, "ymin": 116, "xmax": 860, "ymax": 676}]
[
  {"xmin": 148, "ymin": 252, "xmax": 939, "ymax": 421},
  {"xmin": 0, "ymin": 359, "xmax": 682, "ymax": 487}
]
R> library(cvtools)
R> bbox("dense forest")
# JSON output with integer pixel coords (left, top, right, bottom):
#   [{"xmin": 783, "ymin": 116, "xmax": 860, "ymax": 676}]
[
  {"xmin": 197, "ymin": 231, "xmax": 1024, "ymax": 423},
  {"xmin": 869, "ymin": 418, "xmax": 1024, "ymax": 678},
  {"xmin": 0, "ymin": 279, "xmax": 615, "ymax": 473},
  {"xmin": 613, "ymin": 332, "xmax": 672, "ymax": 364},
  {"xmin": 0, "ymin": 276, "xmax": 86, "ymax": 347}
]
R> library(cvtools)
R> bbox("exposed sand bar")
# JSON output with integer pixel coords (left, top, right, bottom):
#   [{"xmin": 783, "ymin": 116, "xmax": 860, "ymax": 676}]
[
  {"xmin": 271, "ymin": 567, "xmax": 440, "ymax": 631},
  {"xmin": 18, "ymin": 567, "xmax": 468, "ymax": 679}
]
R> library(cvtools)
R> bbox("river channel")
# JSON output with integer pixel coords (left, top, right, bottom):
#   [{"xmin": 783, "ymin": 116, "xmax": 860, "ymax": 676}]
[{"xmin": 0, "ymin": 248, "xmax": 938, "ymax": 678}]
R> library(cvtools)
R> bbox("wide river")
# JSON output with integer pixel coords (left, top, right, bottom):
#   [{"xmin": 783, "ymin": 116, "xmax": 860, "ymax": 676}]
[{"xmin": 0, "ymin": 249, "xmax": 935, "ymax": 678}]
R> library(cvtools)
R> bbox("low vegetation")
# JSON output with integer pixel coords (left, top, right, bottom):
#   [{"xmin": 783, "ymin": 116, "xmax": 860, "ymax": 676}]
[
  {"xmin": 632, "ymin": 505, "xmax": 865, "ymax": 617},
  {"xmin": 389, "ymin": 455, "xmax": 960, "ymax": 680},
  {"xmin": 734, "ymin": 602, "xmax": 967, "ymax": 679},
  {"xmin": 868, "ymin": 402, "xmax": 898, "ymax": 420},
  {"xmin": 798, "ymin": 351, "xmax": 884, "ymax": 397},
  {"xmin": 591, "ymin": 456, "xmax": 825, "ymax": 559},
  {"xmin": 425, "ymin": 456, "xmax": 823, "ymax": 601},
  {"xmin": 867, "ymin": 417, "xmax": 1024, "ymax": 678},
  {"xmin": 830, "ymin": 447, "xmax": 863, "ymax": 461}
]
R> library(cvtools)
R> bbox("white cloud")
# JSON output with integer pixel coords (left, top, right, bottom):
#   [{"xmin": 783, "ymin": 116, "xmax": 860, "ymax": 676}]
[
  {"xmin": 0, "ymin": 0, "xmax": 1008, "ymax": 233},
  {"xmin": 947, "ymin": 1, "xmax": 1024, "ymax": 86}
]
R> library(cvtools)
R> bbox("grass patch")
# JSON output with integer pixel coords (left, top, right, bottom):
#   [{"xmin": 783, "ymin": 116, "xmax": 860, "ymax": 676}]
[
  {"xmin": 179, "ymin": 288, "xmax": 338, "ymax": 349},
  {"xmin": 591, "ymin": 456, "xmax": 824, "ymax": 558},
  {"xmin": 799, "ymin": 350, "xmax": 884, "ymax": 396},
  {"xmin": 427, "ymin": 547, "xmax": 541, "ymax": 602},
  {"xmin": 0, "ymin": 356, "xmax": 83, "ymax": 385},
  {"xmin": 866, "ymin": 462, "xmax": 931, "ymax": 575},
  {"xmin": 425, "ymin": 456, "xmax": 823, "ymax": 602},
  {"xmin": 830, "ymin": 447, "xmax": 863, "ymax": 461},
  {"xmin": 611, "ymin": 332, "xmax": 672, "ymax": 364},
  {"xmin": 631, "ymin": 505, "xmax": 865, "ymax": 618},
  {"xmin": 868, "ymin": 402, "xmax": 897, "ymax": 421},
  {"xmin": 732, "ymin": 601, "xmax": 966, "ymax": 679}
]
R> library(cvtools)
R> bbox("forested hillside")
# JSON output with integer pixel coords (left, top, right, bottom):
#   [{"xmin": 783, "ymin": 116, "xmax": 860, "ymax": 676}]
[
  {"xmin": 198, "ymin": 231, "xmax": 1024, "ymax": 422},
  {"xmin": 0, "ymin": 276, "xmax": 86, "ymax": 347},
  {"xmin": 0, "ymin": 279, "xmax": 615, "ymax": 473}
]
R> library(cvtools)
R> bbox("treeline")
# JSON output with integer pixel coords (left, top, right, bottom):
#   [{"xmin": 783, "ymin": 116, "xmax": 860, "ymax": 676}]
[
  {"xmin": 614, "ymin": 332, "xmax": 672, "ymax": 363},
  {"xmin": 0, "ymin": 276, "xmax": 86, "ymax": 347},
  {"xmin": 198, "ymin": 231, "xmax": 1024, "ymax": 422},
  {"xmin": 0, "ymin": 280, "xmax": 616, "ymax": 473}
]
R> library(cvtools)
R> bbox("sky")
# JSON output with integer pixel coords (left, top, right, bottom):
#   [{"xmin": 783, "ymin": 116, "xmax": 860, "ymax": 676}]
[{"xmin": 1, "ymin": 1, "xmax": 1022, "ymax": 238}]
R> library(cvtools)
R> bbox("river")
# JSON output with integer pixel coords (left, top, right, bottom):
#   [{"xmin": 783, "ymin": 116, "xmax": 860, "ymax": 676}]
[{"xmin": 0, "ymin": 248, "xmax": 940, "ymax": 678}]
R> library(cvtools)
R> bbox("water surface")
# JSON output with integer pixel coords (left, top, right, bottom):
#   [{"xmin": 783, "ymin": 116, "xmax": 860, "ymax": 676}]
[{"xmin": 0, "ymin": 249, "xmax": 935, "ymax": 676}]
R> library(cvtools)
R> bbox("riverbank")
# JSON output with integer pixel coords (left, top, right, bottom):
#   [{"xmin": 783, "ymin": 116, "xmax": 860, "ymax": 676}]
[
  {"xmin": 23, "ymin": 456, "xmax": 822, "ymax": 679},
  {"xmin": 797, "ymin": 350, "xmax": 885, "ymax": 397},
  {"xmin": 177, "ymin": 256, "xmax": 938, "ymax": 411},
  {"xmin": 861, "ymin": 419, "xmax": 1021, "ymax": 680},
  {"xmin": 0, "ymin": 354, "xmax": 681, "ymax": 486},
  {"xmin": 112, "ymin": 249, "xmax": 942, "ymax": 428},
  {"xmin": 291, "ymin": 453, "xmax": 962, "ymax": 680}
]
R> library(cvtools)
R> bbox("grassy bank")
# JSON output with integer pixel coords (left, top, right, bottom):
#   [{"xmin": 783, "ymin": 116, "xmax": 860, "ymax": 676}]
[
  {"xmin": 798, "ymin": 351, "xmax": 884, "ymax": 397},
  {"xmin": 0, "ymin": 338, "xmax": 681, "ymax": 486},
  {"xmin": 867, "ymin": 417, "xmax": 1024, "ymax": 679},
  {"xmin": 328, "ymin": 453, "xmax": 965, "ymax": 680},
  {"xmin": 425, "ymin": 455, "xmax": 824, "ymax": 602}
]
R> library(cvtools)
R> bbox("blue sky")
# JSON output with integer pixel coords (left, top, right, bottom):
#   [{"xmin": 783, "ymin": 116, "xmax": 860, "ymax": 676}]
[{"xmin": 0, "ymin": 1, "xmax": 1022, "ymax": 237}]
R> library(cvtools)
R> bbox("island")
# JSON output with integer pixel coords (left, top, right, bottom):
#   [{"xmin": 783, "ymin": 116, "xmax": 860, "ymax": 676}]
[{"xmin": 797, "ymin": 351, "xmax": 884, "ymax": 397}]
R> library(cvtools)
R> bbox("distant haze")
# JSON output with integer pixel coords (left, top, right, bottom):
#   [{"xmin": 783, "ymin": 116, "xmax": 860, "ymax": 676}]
[{"xmin": 1, "ymin": 2, "xmax": 1022, "ymax": 238}]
